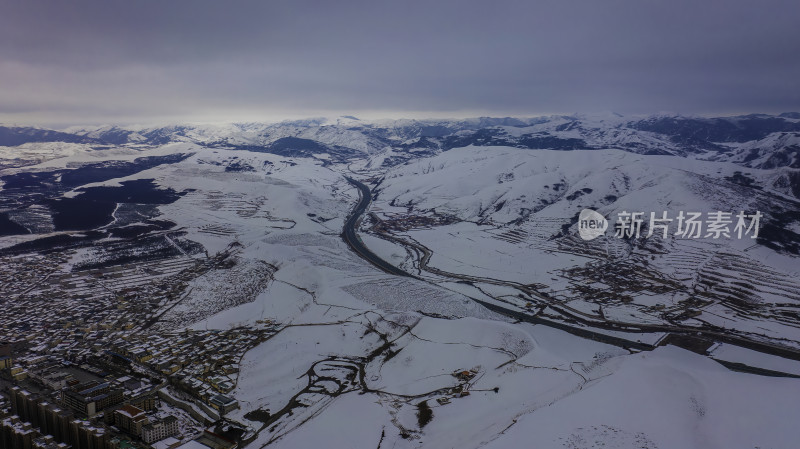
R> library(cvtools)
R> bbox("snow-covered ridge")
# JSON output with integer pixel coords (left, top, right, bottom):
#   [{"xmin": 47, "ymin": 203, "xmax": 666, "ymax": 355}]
[{"xmin": 3, "ymin": 112, "xmax": 800, "ymax": 169}]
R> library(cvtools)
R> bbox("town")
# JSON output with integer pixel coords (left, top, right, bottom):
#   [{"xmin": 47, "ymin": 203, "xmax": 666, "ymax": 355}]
[{"xmin": 0, "ymin": 249, "xmax": 277, "ymax": 449}]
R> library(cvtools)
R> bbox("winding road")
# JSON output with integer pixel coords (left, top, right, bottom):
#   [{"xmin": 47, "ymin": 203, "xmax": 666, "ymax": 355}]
[
  {"xmin": 341, "ymin": 177, "xmax": 416, "ymax": 278},
  {"xmin": 340, "ymin": 176, "xmax": 800, "ymax": 375}
]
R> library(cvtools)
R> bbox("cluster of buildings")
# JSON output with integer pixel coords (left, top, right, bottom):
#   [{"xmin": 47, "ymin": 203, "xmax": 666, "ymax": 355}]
[
  {"xmin": 3, "ymin": 385, "xmax": 183, "ymax": 447},
  {"xmin": 0, "ymin": 328, "xmax": 261, "ymax": 448},
  {"xmin": 369, "ymin": 211, "xmax": 460, "ymax": 233},
  {"xmin": 106, "ymin": 328, "xmax": 267, "ymax": 413},
  {"xmin": 0, "ymin": 253, "xmax": 199, "ymax": 372},
  {"xmin": 0, "ymin": 251, "xmax": 270, "ymax": 448}
]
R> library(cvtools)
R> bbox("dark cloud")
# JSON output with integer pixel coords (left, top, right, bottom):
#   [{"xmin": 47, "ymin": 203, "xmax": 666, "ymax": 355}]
[{"xmin": 1, "ymin": 0, "xmax": 799, "ymax": 125}]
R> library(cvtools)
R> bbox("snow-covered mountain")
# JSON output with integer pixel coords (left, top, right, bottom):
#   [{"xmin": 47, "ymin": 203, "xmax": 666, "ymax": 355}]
[
  {"xmin": 2, "ymin": 113, "xmax": 800, "ymax": 449},
  {"xmin": 4, "ymin": 112, "xmax": 800, "ymax": 168}
]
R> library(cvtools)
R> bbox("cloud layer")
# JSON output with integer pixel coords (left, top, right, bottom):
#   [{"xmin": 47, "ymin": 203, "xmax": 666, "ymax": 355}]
[{"xmin": 2, "ymin": 0, "xmax": 799, "ymax": 125}]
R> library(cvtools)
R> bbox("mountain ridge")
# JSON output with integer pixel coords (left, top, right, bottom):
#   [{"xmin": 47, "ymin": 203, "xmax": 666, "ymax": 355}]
[{"xmin": 2, "ymin": 113, "xmax": 800, "ymax": 170}]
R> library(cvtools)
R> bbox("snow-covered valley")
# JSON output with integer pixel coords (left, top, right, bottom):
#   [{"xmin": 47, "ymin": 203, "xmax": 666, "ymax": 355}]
[{"xmin": 1, "ymin": 114, "xmax": 800, "ymax": 448}]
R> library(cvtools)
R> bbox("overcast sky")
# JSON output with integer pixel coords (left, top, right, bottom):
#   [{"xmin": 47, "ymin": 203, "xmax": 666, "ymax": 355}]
[{"xmin": 1, "ymin": 0, "xmax": 799, "ymax": 126}]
